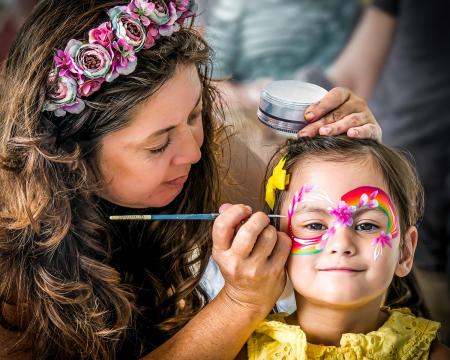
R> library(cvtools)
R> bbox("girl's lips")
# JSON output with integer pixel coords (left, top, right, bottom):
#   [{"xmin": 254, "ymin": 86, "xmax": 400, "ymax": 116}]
[
  {"xmin": 165, "ymin": 175, "xmax": 188, "ymax": 186},
  {"xmin": 319, "ymin": 267, "xmax": 365, "ymax": 272}
]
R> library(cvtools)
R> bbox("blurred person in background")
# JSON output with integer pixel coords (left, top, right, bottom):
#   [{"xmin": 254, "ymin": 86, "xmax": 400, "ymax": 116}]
[
  {"xmin": 0, "ymin": 0, "xmax": 36, "ymax": 62},
  {"xmin": 202, "ymin": 0, "xmax": 367, "ymax": 211},
  {"xmin": 205, "ymin": 0, "xmax": 364, "ymax": 109}
]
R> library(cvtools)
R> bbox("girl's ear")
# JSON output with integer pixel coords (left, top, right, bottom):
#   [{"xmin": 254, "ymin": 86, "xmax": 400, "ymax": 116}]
[{"xmin": 395, "ymin": 226, "xmax": 418, "ymax": 277}]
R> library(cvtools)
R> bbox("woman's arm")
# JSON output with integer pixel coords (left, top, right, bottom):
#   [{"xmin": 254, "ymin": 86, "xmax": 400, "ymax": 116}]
[
  {"xmin": 143, "ymin": 291, "xmax": 263, "ymax": 359},
  {"xmin": 143, "ymin": 205, "xmax": 291, "ymax": 359},
  {"xmin": 326, "ymin": 6, "xmax": 397, "ymax": 99}
]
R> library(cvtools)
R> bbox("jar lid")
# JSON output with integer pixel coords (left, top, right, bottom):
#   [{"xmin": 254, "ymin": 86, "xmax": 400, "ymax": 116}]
[{"xmin": 257, "ymin": 81, "xmax": 327, "ymax": 135}]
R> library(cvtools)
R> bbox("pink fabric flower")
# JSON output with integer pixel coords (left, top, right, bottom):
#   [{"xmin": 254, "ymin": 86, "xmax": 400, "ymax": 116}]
[
  {"xmin": 328, "ymin": 201, "xmax": 356, "ymax": 227},
  {"xmin": 71, "ymin": 43, "xmax": 112, "ymax": 79},
  {"xmin": 176, "ymin": 0, "xmax": 191, "ymax": 12},
  {"xmin": 127, "ymin": 0, "xmax": 155, "ymax": 26},
  {"xmin": 54, "ymin": 49, "xmax": 75, "ymax": 78},
  {"xmin": 158, "ymin": 2, "xmax": 179, "ymax": 36},
  {"xmin": 88, "ymin": 22, "xmax": 114, "ymax": 47},
  {"xmin": 43, "ymin": 71, "xmax": 85, "ymax": 117},
  {"xmin": 107, "ymin": 38, "xmax": 137, "ymax": 82},
  {"xmin": 144, "ymin": 24, "xmax": 159, "ymax": 49},
  {"xmin": 77, "ymin": 78, "xmax": 104, "ymax": 97},
  {"xmin": 109, "ymin": 6, "xmax": 147, "ymax": 51}
]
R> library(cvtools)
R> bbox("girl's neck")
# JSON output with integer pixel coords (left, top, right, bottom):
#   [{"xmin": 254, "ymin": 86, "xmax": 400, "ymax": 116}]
[{"xmin": 286, "ymin": 295, "xmax": 388, "ymax": 346}]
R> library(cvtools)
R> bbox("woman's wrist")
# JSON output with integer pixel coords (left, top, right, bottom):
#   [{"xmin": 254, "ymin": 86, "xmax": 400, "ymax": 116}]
[{"xmin": 215, "ymin": 287, "xmax": 271, "ymax": 324}]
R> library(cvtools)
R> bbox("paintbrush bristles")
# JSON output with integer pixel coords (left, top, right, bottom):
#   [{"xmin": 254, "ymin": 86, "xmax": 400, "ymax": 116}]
[{"xmin": 109, "ymin": 215, "xmax": 152, "ymax": 220}]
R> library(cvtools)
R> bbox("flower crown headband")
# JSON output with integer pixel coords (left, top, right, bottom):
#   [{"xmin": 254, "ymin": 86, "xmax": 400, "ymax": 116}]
[{"xmin": 43, "ymin": 0, "xmax": 197, "ymax": 117}]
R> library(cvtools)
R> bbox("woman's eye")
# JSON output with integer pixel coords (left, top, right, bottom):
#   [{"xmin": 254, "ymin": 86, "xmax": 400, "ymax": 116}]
[
  {"xmin": 355, "ymin": 222, "xmax": 379, "ymax": 232},
  {"xmin": 148, "ymin": 140, "xmax": 171, "ymax": 154},
  {"xmin": 305, "ymin": 223, "xmax": 327, "ymax": 231}
]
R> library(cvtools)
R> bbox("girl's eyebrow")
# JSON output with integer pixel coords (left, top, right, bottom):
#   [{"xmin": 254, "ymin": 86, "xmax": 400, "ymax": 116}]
[
  {"xmin": 293, "ymin": 206, "xmax": 386, "ymax": 217},
  {"xmin": 353, "ymin": 207, "xmax": 386, "ymax": 217},
  {"xmin": 293, "ymin": 205, "xmax": 330, "ymax": 215}
]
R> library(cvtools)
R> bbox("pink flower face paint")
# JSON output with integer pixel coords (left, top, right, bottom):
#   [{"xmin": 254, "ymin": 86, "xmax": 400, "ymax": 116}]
[{"xmin": 288, "ymin": 185, "xmax": 399, "ymax": 260}]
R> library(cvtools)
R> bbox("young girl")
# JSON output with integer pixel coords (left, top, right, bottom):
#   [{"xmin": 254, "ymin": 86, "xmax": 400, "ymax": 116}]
[
  {"xmin": 0, "ymin": 1, "xmax": 383, "ymax": 359},
  {"xmin": 239, "ymin": 136, "xmax": 450, "ymax": 359}
]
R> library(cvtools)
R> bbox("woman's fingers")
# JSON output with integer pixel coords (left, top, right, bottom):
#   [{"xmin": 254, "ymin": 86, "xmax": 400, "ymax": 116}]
[
  {"xmin": 268, "ymin": 231, "xmax": 292, "ymax": 267},
  {"xmin": 318, "ymin": 112, "xmax": 367, "ymax": 136},
  {"xmin": 249, "ymin": 222, "xmax": 278, "ymax": 261},
  {"xmin": 304, "ymin": 87, "xmax": 352, "ymax": 122},
  {"xmin": 212, "ymin": 204, "xmax": 252, "ymax": 252},
  {"xmin": 348, "ymin": 123, "xmax": 382, "ymax": 141},
  {"xmin": 232, "ymin": 212, "xmax": 270, "ymax": 257},
  {"xmin": 298, "ymin": 87, "xmax": 382, "ymax": 142}
]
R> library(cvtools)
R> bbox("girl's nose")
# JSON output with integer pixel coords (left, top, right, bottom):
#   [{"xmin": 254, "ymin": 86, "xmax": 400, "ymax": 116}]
[{"xmin": 326, "ymin": 226, "xmax": 357, "ymax": 256}]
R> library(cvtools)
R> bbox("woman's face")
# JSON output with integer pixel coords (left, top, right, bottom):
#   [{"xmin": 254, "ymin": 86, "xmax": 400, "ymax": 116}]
[{"xmin": 98, "ymin": 64, "xmax": 204, "ymax": 208}]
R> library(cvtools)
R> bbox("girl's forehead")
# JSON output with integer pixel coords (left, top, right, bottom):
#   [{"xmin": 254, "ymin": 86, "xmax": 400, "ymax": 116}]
[{"xmin": 285, "ymin": 159, "xmax": 390, "ymax": 204}]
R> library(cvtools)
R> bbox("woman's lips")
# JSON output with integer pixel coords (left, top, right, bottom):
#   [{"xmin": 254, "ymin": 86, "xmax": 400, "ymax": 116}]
[{"xmin": 165, "ymin": 175, "xmax": 188, "ymax": 186}]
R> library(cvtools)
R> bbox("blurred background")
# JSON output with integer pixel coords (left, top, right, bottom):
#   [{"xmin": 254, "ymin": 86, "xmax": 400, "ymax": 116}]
[{"xmin": 1, "ymin": 0, "xmax": 449, "ymax": 346}]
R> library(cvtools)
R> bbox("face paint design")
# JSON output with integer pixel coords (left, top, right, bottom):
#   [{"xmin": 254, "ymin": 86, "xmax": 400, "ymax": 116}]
[
  {"xmin": 340, "ymin": 186, "xmax": 398, "ymax": 260},
  {"xmin": 288, "ymin": 184, "xmax": 331, "ymax": 255},
  {"xmin": 288, "ymin": 185, "xmax": 399, "ymax": 260}
]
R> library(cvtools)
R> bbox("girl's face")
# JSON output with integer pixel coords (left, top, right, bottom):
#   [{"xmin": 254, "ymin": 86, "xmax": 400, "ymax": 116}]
[
  {"xmin": 280, "ymin": 158, "xmax": 413, "ymax": 308},
  {"xmin": 98, "ymin": 64, "xmax": 204, "ymax": 208}
]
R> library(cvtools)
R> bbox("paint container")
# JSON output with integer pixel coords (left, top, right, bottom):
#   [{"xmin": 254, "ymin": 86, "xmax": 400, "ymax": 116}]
[{"xmin": 257, "ymin": 81, "xmax": 328, "ymax": 137}]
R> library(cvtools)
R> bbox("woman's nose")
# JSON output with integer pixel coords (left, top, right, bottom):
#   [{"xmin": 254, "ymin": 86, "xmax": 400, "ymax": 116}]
[
  {"xmin": 326, "ymin": 226, "xmax": 357, "ymax": 256},
  {"xmin": 172, "ymin": 126, "xmax": 202, "ymax": 166}
]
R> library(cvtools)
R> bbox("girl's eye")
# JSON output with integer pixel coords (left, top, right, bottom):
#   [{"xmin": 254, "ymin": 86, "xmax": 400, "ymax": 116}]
[
  {"xmin": 148, "ymin": 139, "xmax": 171, "ymax": 154},
  {"xmin": 355, "ymin": 222, "xmax": 379, "ymax": 232},
  {"xmin": 305, "ymin": 223, "xmax": 327, "ymax": 231}
]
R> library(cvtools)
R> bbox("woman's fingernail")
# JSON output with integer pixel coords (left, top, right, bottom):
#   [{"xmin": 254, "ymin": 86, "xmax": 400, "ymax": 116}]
[
  {"xmin": 304, "ymin": 112, "xmax": 315, "ymax": 121},
  {"xmin": 219, "ymin": 203, "xmax": 229, "ymax": 214},
  {"xmin": 245, "ymin": 205, "xmax": 252, "ymax": 213},
  {"xmin": 298, "ymin": 130, "xmax": 308, "ymax": 137},
  {"xmin": 320, "ymin": 126, "xmax": 331, "ymax": 135}
]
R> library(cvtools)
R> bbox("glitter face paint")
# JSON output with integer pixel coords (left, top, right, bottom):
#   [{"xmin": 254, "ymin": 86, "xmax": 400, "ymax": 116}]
[{"xmin": 288, "ymin": 185, "xmax": 399, "ymax": 260}]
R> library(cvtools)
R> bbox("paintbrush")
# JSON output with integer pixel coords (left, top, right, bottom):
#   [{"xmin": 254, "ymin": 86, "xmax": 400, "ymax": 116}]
[{"xmin": 109, "ymin": 213, "xmax": 286, "ymax": 221}]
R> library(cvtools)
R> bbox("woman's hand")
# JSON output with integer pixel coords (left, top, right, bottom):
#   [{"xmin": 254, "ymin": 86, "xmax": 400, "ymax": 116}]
[
  {"xmin": 299, "ymin": 87, "xmax": 382, "ymax": 141},
  {"xmin": 212, "ymin": 204, "xmax": 291, "ymax": 317}
]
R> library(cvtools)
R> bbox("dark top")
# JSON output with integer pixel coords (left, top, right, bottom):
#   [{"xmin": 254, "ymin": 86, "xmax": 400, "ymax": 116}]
[
  {"xmin": 370, "ymin": 0, "xmax": 450, "ymax": 280},
  {"xmin": 99, "ymin": 199, "xmax": 170, "ymax": 359}
]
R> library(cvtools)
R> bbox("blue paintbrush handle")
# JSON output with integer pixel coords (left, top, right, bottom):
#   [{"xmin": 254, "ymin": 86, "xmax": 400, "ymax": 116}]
[{"xmin": 109, "ymin": 213, "xmax": 285, "ymax": 221}]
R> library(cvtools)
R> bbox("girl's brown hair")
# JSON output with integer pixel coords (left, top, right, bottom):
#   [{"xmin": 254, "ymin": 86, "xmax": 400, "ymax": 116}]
[
  {"xmin": 265, "ymin": 136, "xmax": 427, "ymax": 315},
  {"xmin": 0, "ymin": 0, "xmax": 223, "ymax": 358}
]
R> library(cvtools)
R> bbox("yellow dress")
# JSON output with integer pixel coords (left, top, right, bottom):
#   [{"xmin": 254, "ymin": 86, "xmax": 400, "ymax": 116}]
[{"xmin": 247, "ymin": 308, "xmax": 440, "ymax": 360}]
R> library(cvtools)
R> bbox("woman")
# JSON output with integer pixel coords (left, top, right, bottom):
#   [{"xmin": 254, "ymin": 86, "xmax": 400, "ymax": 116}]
[{"xmin": 0, "ymin": 0, "xmax": 381, "ymax": 358}]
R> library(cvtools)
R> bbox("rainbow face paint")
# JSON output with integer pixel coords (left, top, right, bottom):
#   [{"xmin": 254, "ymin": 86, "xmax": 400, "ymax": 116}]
[{"xmin": 288, "ymin": 185, "xmax": 399, "ymax": 260}]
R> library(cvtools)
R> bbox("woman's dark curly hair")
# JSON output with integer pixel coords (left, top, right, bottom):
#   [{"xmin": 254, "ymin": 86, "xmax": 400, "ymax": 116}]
[{"xmin": 0, "ymin": 1, "xmax": 223, "ymax": 358}]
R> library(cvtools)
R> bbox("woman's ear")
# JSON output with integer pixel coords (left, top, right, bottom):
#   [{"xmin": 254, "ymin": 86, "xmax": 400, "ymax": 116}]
[{"xmin": 395, "ymin": 226, "xmax": 418, "ymax": 277}]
